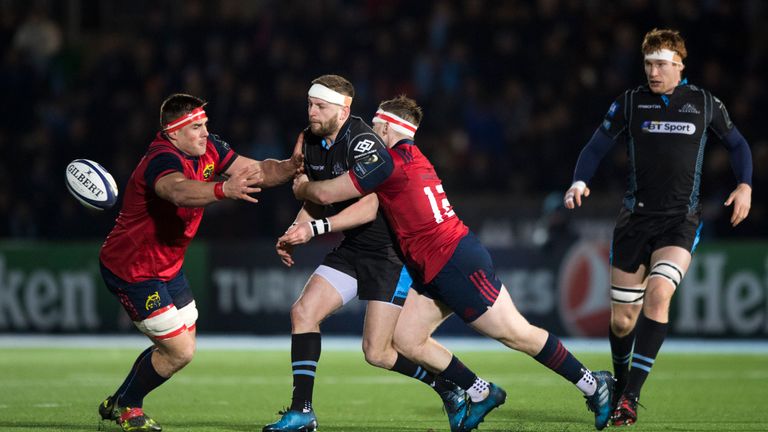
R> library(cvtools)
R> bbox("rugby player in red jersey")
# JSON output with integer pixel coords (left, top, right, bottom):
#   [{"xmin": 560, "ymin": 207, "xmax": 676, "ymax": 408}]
[
  {"xmin": 287, "ymin": 95, "xmax": 616, "ymax": 431},
  {"xmin": 98, "ymin": 93, "xmax": 302, "ymax": 431}
]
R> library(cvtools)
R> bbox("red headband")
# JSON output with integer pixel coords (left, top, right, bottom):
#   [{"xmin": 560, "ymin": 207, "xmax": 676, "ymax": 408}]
[{"xmin": 163, "ymin": 107, "xmax": 208, "ymax": 133}]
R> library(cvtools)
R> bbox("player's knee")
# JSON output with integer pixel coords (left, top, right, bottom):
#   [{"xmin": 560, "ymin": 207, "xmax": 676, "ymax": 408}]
[
  {"xmin": 290, "ymin": 301, "xmax": 318, "ymax": 330},
  {"xmin": 168, "ymin": 343, "xmax": 196, "ymax": 371},
  {"xmin": 610, "ymin": 312, "xmax": 637, "ymax": 336},
  {"xmin": 362, "ymin": 341, "xmax": 395, "ymax": 369}
]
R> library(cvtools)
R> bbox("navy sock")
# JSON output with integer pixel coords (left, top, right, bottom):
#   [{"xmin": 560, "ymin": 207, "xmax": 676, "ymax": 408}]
[
  {"xmin": 116, "ymin": 348, "xmax": 168, "ymax": 408},
  {"xmin": 390, "ymin": 353, "xmax": 436, "ymax": 385},
  {"xmin": 438, "ymin": 355, "xmax": 477, "ymax": 390},
  {"xmin": 290, "ymin": 332, "xmax": 321, "ymax": 412},
  {"xmin": 609, "ymin": 325, "xmax": 635, "ymax": 394},
  {"xmin": 625, "ymin": 314, "xmax": 668, "ymax": 398},
  {"xmin": 533, "ymin": 333, "xmax": 586, "ymax": 384},
  {"xmin": 114, "ymin": 346, "xmax": 155, "ymax": 399}
]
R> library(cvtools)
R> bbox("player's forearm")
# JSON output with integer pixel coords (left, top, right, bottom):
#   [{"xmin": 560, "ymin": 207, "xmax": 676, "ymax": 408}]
[
  {"xmin": 160, "ymin": 179, "xmax": 222, "ymax": 207},
  {"xmin": 326, "ymin": 194, "xmax": 378, "ymax": 232},
  {"xmin": 296, "ymin": 175, "xmax": 361, "ymax": 205},
  {"xmin": 573, "ymin": 128, "xmax": 616, "ymax": 183},
  {"xmin": 258, "ymin": 158, "xmax": 300, "ymax": 187}
]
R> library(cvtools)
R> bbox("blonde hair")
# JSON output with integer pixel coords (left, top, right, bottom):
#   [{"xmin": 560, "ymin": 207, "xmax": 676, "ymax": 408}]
[{"xmin": 642, "ymin": 28, "xmax": 687, "ymax": 61}]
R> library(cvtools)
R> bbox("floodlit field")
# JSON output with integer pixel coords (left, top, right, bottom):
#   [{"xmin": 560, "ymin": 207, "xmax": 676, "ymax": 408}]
[{"xmin": 1, "ymin": 348, "xmax": 767, "ymax": 431}]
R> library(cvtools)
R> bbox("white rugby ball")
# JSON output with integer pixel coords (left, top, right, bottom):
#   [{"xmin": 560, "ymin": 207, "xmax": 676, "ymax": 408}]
[{"xmin": 65, "ymin": 159, "xmax": 118, "ymax": 210}]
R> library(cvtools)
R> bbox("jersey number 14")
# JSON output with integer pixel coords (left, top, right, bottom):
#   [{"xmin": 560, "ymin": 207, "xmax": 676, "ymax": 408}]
[{"xmin": 424, "ymin": 185, "xmax": 455, "ymax": 224}]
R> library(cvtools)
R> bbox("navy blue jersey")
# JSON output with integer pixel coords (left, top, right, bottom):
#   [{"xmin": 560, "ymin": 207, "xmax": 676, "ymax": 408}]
[
  {"xmin": 601, "ymin": 82, "xmax": 734, "ymax": 215},
  {"xmin": 303, "ymin": 116, "xmax": 395, "ymax": 251}
]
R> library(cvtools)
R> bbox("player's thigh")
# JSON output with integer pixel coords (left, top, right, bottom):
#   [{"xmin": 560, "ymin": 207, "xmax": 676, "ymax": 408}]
[
  {"xmin": 646, "ymin": 245, "xmax": 691, "ymax": 304},
  {"xmin": 394, "ymin": 289, "xmax": 452, "ymax": 349},
  {"xmin": 355, "ymin": 252, "xmax": 411, "ymax": 307},
  {"xmin": 468, "ymin": 286, "xmax": 547, "ymax": 354},
  {"xmin": 292, "ymin": 272, "xmax": 346, "ymax": 323}
]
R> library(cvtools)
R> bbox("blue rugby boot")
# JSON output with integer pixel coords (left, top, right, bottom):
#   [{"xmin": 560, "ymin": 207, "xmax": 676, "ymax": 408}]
[
  {"xmin": 438, "ymin": 383, "xmax": 468, "ymax": 432},
  {"xmin": 262, "ymin": 409, "xmax": 318, "ymax": 432},
  {"xmin": 585, "ymin": 370, "xmax": 615, "ymax": 430},
  {"xmin": 461, "ymin": 383, "xmax": 507, "ymax": 431}
]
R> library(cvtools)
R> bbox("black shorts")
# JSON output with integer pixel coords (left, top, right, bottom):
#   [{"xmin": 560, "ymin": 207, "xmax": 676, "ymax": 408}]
[
  {"xmin": 321, "ymin": 245, "xmax": 411, "ymax": 306},
  {"xmin": 412, "ymin": 231, "xmax": 503, "ymax": 323},
  {"xmin": 611, "ymin": 207, "xmax": 702, "ymax": 273}
]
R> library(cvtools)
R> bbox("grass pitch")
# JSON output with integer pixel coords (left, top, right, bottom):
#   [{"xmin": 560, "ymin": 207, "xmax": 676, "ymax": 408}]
[{"xmin": 1, "ymin": 347, "xmax": 766, "ymax": 431}]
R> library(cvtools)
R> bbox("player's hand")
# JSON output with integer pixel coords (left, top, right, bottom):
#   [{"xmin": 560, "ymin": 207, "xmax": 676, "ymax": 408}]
[
  {"xmin": 293, "ymin": 174, "xmax": 310, "ymax": 200},
  {"xmin": 290, "ymin": 132, "xmax": 305, "ymax": 175},
  {"xmin": 275, "ymin": 236, "xmax": 295, "ymax": 267},
  {"xmin": 564, "ymin": 182, "xmax": 590, "ymax": 209},
  {"xmin": 223, "ymin": 165, "xmax": 263, "ymax": 203},
  {"xmin": 278, "ymin": 222, "xmax": 313, "ymax": 247},
  {"xmin": 724, "ymin": 183, "xmax": 751, "ymax": 227}
]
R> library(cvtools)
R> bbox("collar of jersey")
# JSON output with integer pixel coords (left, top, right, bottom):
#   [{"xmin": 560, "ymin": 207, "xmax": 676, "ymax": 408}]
[
  {"xmin": 321, "ymin": 117, "xmax": 353, "ymax": 150},
  {"xmin": 393, "ymin": 139, "xmax": 415, "ymax": 148}
]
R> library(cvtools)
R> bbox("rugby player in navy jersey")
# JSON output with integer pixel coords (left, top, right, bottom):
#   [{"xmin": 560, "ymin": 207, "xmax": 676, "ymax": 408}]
[
  {"xmin": 288, "ymin": 95, "xmax": 616, "ymax": 431},
  {"xmin": 563, "ymin": 29, "xmax": 752, "ymax": 426},
  {"xmin": 266, "ymin": 75, "xmax": 468, "ymax": 432},
  {"xmin": 97, "ymin": 93, "xmax": 302, "ymax": 431}
]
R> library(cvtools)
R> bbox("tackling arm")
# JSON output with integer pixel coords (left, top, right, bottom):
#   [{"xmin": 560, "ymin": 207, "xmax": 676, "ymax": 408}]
[
  {"xmin": 293, "ymin": 172, "xmax": 363, "ymax": 205},
  {"xmin": 279, "ymin": 193, "xmax": 379, "ymax": 247}
]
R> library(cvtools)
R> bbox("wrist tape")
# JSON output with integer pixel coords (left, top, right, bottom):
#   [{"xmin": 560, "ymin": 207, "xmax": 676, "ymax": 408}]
[{"xmin": 309, "ymin": 218, "xmax": 331, "ymax": 237}]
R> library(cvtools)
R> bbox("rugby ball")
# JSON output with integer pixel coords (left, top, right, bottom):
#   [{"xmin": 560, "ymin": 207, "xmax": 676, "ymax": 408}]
[{"xmin": 65, "ymin": 159, "xmax": 118, "ymax": 210}]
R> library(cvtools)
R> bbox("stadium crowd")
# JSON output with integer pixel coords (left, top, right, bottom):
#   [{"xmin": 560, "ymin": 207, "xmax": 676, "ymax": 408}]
[{"xmin": 0, "ymin": 0, "xmax": 765, "ymax": 240}]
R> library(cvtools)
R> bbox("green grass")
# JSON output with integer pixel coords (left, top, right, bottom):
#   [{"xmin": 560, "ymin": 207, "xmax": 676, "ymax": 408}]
[{"xmin": 1, "ymin": 348, "xmax": 767, "ymax": 431}]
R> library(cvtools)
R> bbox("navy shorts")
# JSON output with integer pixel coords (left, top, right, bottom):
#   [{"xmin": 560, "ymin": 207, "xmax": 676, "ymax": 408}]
[
  {"xmin": 100, "ymin": 261, "xmax": 195, "ymax": 322},
  {"xmin": 611, "ymin": 208, "xmax": 703, "ymax": 273},
  {"xmin": 412, "ymin": 232, "xmax": 503, "ymax": 322}
]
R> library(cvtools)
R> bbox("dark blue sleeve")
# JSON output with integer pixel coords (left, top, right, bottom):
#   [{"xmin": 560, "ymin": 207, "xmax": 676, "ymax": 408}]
[
  {"xmin": 352, "ymin": 145, "xmax": 394, "ymax": 193},
  {"xmin": 721, "ymin": 127, "xmax": 753, "ymax": 186},
  {"xmin": 209, "ymin": 133, "xmax": 238, "ymax": 174},
  {"xmin": 145, "ymin": 153, "xmax": 184, "ymax": 187},
  {"xmin": 572, "ymin": 128, "xmax": 618, "ymax": 184}
]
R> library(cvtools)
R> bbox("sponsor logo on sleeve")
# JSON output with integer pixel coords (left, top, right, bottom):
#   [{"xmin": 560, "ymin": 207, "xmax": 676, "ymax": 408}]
[
  {"xmin": 353, "ymin": 139, "xmax": 376, "ymax": 153},
  {"xmin": 641, "ymin": 121, "xmax": 696, "ymax": 135},
  {"xmin": 352, "ymin": 152, "xmax": 385, "ymax": 178}
]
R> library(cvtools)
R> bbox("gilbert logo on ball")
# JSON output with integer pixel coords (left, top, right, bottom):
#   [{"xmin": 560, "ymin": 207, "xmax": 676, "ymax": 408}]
[
  {"xmin": 65, "ymin": 159, "xmax": 118, "ymax": 210},
  {"xmin": 557, "ymin": 241, "xmax": 612, "ymax": 337}
]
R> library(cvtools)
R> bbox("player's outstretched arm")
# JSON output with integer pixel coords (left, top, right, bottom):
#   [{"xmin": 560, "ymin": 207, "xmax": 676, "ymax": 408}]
[
  {"xmin": 293, "ymin": 172, "xmax": 362, "ymax": 205},
  {"xmin": 724, "ymin": 183, "xmax": 751, "ymax": 227},
  {"xmin": 155, "ymin": 166, "xmax": 262, "ymax": 207},
  {"xmin": 228, "ymin": 132, "xmax": 304, "ymax": 188},
  {"xmin": 275, "ymin": 203, "xmax": 322, "ymax": 267},
  {"xmin": 279, "ymin": 193, "xmax": 379, "ymax": 248}
]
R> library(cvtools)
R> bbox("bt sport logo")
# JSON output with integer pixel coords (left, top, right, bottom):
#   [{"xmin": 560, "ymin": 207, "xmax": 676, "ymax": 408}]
[{"xmin": 641, "ymin": 121, "xmax": 696, "ymax": 135}]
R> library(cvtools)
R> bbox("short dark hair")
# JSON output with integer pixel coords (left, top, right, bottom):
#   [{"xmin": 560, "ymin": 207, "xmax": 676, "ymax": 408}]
[
  {"xmin": 378, "ymin": 95, "xmax": 423, "ymax": 126},
  {"xmin": 311, "ymin": 74, "xmax": 355, "ymax": 98},
  {"xmin": 160, "ymin": 93, "xmax": 207, "ymax": 130},
  {"xmin": 642, "ymin": 28, "xmax": 687, "ymax": 61}
]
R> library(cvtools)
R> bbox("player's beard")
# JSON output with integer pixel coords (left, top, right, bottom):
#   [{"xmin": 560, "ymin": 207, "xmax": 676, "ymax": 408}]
[{"xmin": 310, "ymin": 116, "xmax": 340, "ymax": 137}]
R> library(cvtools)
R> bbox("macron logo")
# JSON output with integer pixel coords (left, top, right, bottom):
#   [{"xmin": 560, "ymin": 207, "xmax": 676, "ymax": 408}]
[
  {"xmin": 641, "ymin": 121, "xmax": 696, "ymax": 135},
  {"xmin": 354, "ymin": 139, "xmax": 376, "ymax": 153}
]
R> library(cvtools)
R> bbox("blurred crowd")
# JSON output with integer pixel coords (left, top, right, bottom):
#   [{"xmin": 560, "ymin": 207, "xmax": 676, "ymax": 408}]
[{"xmin": 1, "ymin": 0, "xmax": 765, "ymax": 241}]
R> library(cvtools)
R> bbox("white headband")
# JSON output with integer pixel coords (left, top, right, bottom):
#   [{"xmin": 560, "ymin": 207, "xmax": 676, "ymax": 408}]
[
  {"xmin": 645, "ymin": 49, "xmax": 682, "ymax": 65},
  {"xmin": 372, "ymin": 109, "xmax": 418, "ymax": 138},
  {"xmin": 308, "ymin": 83, "xmax": 352, "ymax": 107}
]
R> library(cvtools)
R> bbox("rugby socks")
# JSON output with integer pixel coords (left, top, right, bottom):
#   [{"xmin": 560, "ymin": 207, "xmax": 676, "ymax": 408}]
[
  {"xmin": 391, "ymin": 353, "xmax": 436, "ymax": 385},
  {"xmin": 117, "ymin": 348, "xmax": 168, "ymax": 408},
  {"xmin": 534, "ymin": 333, "xmax": 596, "ymax": 395},
  {"xmin": 625, "ymin": 313, "xmax": 668, "ymax": 398},
  {"xmin": 290, "ymin": 332, "xmax": 321, "ymax": 412},
  {"xmin": 114, "ymin": 346, "xmax": 155, "ymax": 398},
  {"xmin": 390, "ymin": 353, "xmax": 457, "ymax": 395},
  {"xmin": 438, "ymin": 355, "xmax": 489, "ymax": 402},
  {"xmin": 609, "ymin": 325, "xmax": 635, "ymax": 394}
]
